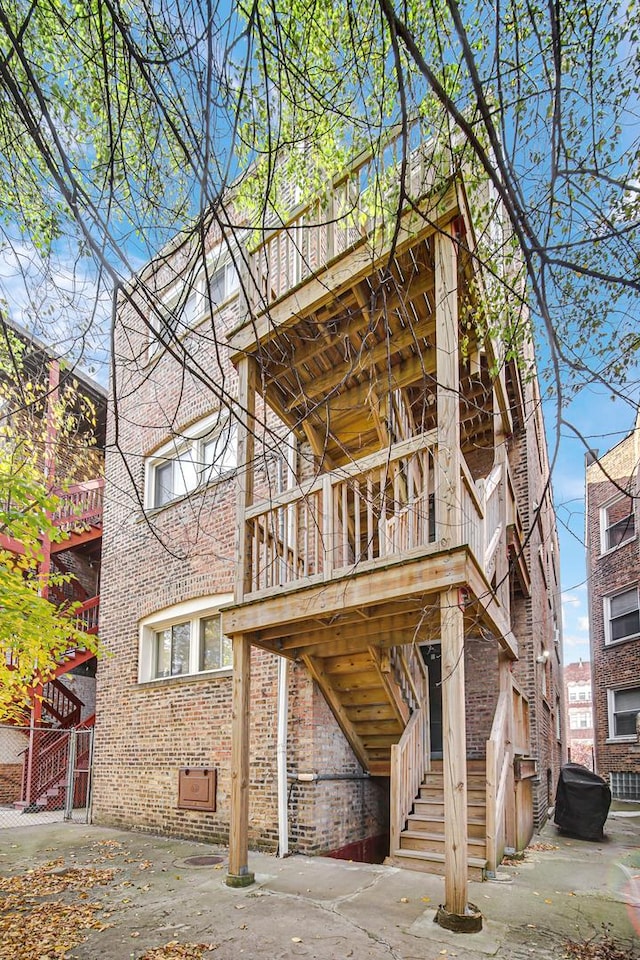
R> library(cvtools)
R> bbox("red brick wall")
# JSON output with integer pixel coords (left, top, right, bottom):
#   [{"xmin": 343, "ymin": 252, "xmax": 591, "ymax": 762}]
[
  {"xmin": 93, "ymin": 267, "xmax": 388, "ymax": 854},
  {"xmin": 0, "ymin": 763, "xmax": 22, "ymax": 805},
  {"xmin": 586, "ymin": 427, "xmax": 640, "ymax": 780},
  {"xmin": 507, "ymin": 372, "xmax": 566, "ymax": 825}
]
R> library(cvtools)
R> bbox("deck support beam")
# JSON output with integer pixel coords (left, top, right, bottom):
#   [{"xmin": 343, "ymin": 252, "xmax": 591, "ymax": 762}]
[
  {"xmin": 434, "ymin": 225, "xmax": 482, "ymax": 933},
  {"xmin": 226, "ymin": 634, "xmax": 255, "ymax": 887}
]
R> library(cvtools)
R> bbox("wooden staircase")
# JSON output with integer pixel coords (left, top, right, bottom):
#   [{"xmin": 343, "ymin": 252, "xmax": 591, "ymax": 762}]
[
  {"xmin": 388, "ymin": 759, "xmax": 488, "ymax": 880},
  {"xmin": 302, "ymin": 647, "xmax": 418, "ymax": 776}
]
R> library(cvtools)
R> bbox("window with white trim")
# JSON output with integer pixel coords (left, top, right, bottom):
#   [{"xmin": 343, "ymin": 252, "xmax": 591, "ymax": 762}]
[
  {"xmin": 139, "ymin": 596, "xmax": 233, "ymax": 682},
  {"xmin": 568, "ymin": 682, "xmax": 591, "ymax": 702},
  {"xmin": 569, "ymin": 709, "xmax": 592, "ymax": 729},
  {"xmin": 149, "ymin": 256, "xmax": 239, "ymax": 358},
  {"xmin": 608, "ymin": 686, "xmax": 640, "ymax": 739},
  {"xmin": 145, "ymin": 413, "xmax": 236, "ymax": 509},
  {"xmin": 601, "ymin": 494, "xmax": 635, "ymax": 552},
  {"xmin": 604, "ymin": 585, "xmax": 640, "ymax": 645}
]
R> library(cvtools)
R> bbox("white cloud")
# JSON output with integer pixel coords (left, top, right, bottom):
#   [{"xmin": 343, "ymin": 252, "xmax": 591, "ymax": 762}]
[{"xmin": 562, "ymin": 592, "xmax": 583, "ymax": 609}]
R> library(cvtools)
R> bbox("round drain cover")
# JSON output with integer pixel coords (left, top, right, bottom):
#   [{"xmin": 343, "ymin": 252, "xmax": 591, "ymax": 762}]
[{"xmin": 182, "ymin": 855, "xmax": 224, "ymax": 867}]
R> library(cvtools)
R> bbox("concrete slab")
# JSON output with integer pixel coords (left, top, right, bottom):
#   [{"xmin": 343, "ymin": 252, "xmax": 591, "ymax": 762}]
[
  {"xmin": 409, "ymin": 909, "xmax": 506, "ymax": 955},
  {"xmin": 0, "ymin": 814, "xmax": 638, "ymax": 959}
]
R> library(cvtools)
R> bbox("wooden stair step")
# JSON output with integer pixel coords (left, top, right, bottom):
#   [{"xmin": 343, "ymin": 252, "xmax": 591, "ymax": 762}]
[
  {"xmin": 387, "ymin": 849, "xmax": 486, "ymax": 881},
  {"xmin": 407, "ymin": 814, "xmax": 486, "ymax": 838},
  {"xmin": 430, "ymin": 758, "xmax": 486, "ymax": 771},
  {"xmin": 330, "ymin": 671, "xmax": 382, "ymax": 691},
  {"xmin": 414, "ymin": 799, "xmax": 486, "ymax": 817},
  {"xmin": 346, "ymin": 704, "xmax": 399, "ymax": 722},
  {"xmin": 340, "ymin": 689, "xmax": 397, "ymax": 707},
  {"xmin": 361, "ymin": 734, "xmax": 400, "ymax": 748},
  {"xmin": 323, "ymin": 652, "xmax": 374, "ymax": 674},
  {"xmin": 423, "ymin": 771, "xmax": 486, "ymax": 785},
  {"xmin": 419, "ymin": 785, "xmax": 485, "ymax": 801},
  {"xmin": 368, "ymin": 762, "xmax": 391, "ymax": 776},
  {"xmin": 351, "ymin": 719, "xmax": 403, "ymax": 736},
  {"xmin": 400, "ymin": 830, "xmax": 486, "ymax": 857}
]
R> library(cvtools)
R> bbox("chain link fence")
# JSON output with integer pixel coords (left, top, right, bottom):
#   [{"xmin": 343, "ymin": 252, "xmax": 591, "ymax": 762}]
[{"xmin": 0, "ymin": 724, "xmax": 93, "ymax": 829}]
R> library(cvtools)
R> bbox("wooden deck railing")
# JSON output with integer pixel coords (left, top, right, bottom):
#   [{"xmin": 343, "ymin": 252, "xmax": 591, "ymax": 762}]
[
  {"xmin": 241, "ymin": 432, "xmax": 517, "ymax": 608},
  {"xmin": 245, "ymin": 123, "xmax": 436, "ymax": 312},
  {"xmin": 242, "ymin": 432, "xmax": 438, "ymax": 597},
  {"xmin": 389, "ymin": 645, "xmax": 429, "ymax": 853},
  {"xmin": 485, "ymin": 680, "xmax": 530, "ymax": 872},
  {"xmin": 485, "ymin": 685, "xmax": 511, "ymax": 874},
  {"xmin": 52, "ymin": 479, "xmax": 104, "ymax": 531}
]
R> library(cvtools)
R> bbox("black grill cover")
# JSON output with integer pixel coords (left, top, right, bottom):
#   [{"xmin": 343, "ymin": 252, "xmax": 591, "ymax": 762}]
[{"xmin": 554, "ymin": 763, "xmax": 611, "ymax": 840}]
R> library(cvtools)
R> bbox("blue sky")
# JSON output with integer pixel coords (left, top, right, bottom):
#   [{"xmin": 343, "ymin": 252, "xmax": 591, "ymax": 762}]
[{"xmin": 550, "ymin": 384, "xmax": 638, "ymax": 666}]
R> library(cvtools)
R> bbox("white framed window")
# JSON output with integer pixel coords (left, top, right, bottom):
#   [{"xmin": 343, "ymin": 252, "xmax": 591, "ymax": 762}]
[
  {"xmin": 601, "ymin": 494, "xmax": 635, "ymax": 553},
  {"xmin": 139, "ymin": 595, "xmax": 233, "ymax": 682},
  {"xmin": 607, "ymin": 686, "xmax": 640, "ymax": 740},
  {"xmin": 568, "ymin": 682, "xmax": 591, "ymax": 702},
  {"xmin": 569, "ymin": 710, "xmax": 592, "ymax": 730},
  {"xmin": 145, "ymin": 412, "xmax": 237, "ymax": 510},
  {"xmin": 604, "ymin": 585, "xmax": 640, "ymax": 645},
  {"xmin": 148, "ymin": 254, "xmax": 239, "ymax": 358}
]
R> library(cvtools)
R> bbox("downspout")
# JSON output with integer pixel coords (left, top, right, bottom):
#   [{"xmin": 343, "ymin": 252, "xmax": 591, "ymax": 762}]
[{"xmin": 277, "ymin": 656, "xmax": 289, "ymax": 857}]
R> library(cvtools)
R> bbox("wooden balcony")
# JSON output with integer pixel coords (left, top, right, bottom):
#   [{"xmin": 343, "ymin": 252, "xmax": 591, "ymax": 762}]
[{"xmin": 225, "ymin": 430, "xmax": 518, "ymax": 660}]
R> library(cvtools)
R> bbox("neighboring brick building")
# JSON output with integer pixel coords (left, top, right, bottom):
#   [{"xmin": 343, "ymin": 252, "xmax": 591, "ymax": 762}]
[
  {"xmin": 0, "ymin": 319, "xmax": 105, "ymax": 812},
  {"xmin": 564, "ymin": 659, "xmax": 594, "ymax": 770},
  {"xmin": 586, "ymin": 414, "xmax": 640, "ymax": 799},
  {"xmin": 93, "ymin": 136, "xmax": 564, "ymax": 913}
]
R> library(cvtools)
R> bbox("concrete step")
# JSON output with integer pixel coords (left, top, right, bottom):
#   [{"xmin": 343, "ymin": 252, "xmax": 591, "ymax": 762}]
[
  {"xmin": 400, "ymin": 830, "xmax": 486, "ymax": 858},
  {"xmin": 387, "ymin": 848, "xmax": 486, "ymax": 882}
]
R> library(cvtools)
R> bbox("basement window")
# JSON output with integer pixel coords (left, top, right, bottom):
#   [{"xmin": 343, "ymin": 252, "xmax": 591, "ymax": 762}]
[{"xmin": 138, "ymin": 595, "xmax": 233, "ymax": 682}]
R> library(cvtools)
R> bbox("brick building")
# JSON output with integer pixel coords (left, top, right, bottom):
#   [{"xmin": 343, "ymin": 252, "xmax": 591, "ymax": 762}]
[
  {"xmin": 0, "ymin": 320, "xmax": 105, "ymax": 812},
  {"xmin": 564, "ymin": 659, "xmax": 594, "ymax": 770},
  {"xmin": 586, "ymin": 413, "xmax": 640, "ymax": 799},
  {"xmin": 93, "ymin": 137, "xmax": 564, "ymax": 922}
]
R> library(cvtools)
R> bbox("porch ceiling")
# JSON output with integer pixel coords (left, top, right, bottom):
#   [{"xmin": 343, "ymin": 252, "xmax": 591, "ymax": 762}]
[{"xmin": 250, "ymin": 239, "xmax": 495, "ymax": 466}]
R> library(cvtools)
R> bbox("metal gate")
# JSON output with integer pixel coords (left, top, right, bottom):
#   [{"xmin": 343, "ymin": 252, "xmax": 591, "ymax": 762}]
[{"xmin": 0, "ymin": 723, "xmax": 93, "ymax": 829}]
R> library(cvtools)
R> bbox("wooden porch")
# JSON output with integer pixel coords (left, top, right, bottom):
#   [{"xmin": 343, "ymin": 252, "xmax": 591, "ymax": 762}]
[{"xmin": 222, "ymin": 142, "xmax": 531, "ymax": 922}]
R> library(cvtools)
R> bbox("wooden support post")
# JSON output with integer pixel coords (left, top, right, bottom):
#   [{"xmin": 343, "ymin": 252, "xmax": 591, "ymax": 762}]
[
  {"xmin": 235, "ymin": 358, "xmax": 257, "ymax": 602},
  {"xmin": 500, "ymin": 649, "xmax": 517, "ymax": 852},
  {"xmin": 434, "ymin": 227, "xmax": 461, "ymax": 549},
  {"xmin": 440, "ymin": 588, "xmax": 469, "ymax": 915},
  {"xmin": 434, "ymin": 226, "xmax": 482, "ymax": 933},
  {"xmin": 226, "ymin": 634, "xmax": 255, "ymax": 887}
]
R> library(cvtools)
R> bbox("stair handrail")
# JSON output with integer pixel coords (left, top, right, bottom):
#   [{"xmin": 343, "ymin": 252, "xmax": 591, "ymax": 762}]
[
  {"xmin": 42, "ymin": 677, "xmax": 83, "ymax": 728},
  {"xmin": 31, "ymin": 731, "xmax": 71, "ymax": 802},
  {"xmin": 389, "ymin": 643, "xmax": 429, "ymax": 854},
  {"xmin": 485, "ymin": 684, "xmax": 512, "ymax": 873}
]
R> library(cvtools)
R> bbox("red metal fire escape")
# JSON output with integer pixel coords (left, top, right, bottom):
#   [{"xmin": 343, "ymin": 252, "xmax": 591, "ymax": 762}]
[{"xmin": 15, "ymin": 478, "xmax": 104, "ymax": 812}]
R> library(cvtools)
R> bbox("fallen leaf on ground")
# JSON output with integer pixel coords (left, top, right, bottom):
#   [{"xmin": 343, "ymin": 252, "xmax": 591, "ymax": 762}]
[{"xmin": 139, "ymin": 942, "xmax": 218, "ymax": 959}]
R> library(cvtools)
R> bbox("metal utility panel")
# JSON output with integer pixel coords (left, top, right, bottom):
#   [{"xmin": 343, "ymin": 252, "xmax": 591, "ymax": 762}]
[{"xmin": 177, "ymin": 768, "xmax": 216, "ymax": 811}]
